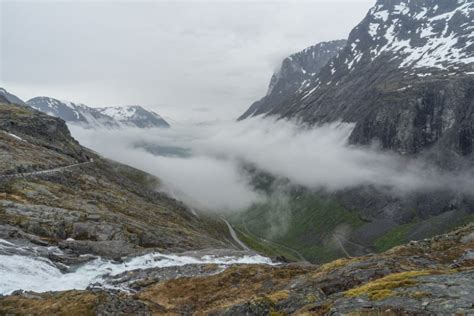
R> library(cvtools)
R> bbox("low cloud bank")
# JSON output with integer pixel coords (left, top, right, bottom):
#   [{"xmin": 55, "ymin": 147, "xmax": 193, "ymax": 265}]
[{"xmin": 69, "ymin": 117, "xmax": 474, "ymax": 212}]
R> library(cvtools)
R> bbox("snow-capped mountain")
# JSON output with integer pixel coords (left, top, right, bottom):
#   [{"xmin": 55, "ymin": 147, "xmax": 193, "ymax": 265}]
[
  {"xmin": 353, "ymin": 0, "xmax": 473, "ymax": 71},
  {"xmin": 27, "ymin": 97, "xmax": 120, "ymax": 128},
  {"xmin": 26, "ymin": 97, "xmax": 169, "ymax": 129},
  {"xmin": 0, "ymin": 88, "xmax": 26, "ymax": 106},
  {"xmin": 97, "ymin": 105, "xmax": 170, "ymax": 128},
  {"xmin": 241, "ymin": 0, "xmax": 474, "ymax": 162},
  {"xmin": 239, "ymin": 40, "xmax": 346, "ymax": 120}
]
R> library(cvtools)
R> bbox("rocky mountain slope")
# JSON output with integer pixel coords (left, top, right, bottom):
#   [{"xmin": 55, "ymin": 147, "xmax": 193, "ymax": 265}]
[
  {"xmin": 0, "ymin": 88, "xmax": 26, "ymax": 106},
  {"xmin": 239, "ymin": 40, "xmax": 346, "ymax": 120},
  {"xmin": 241, "ymin": 0, "xmax": 474, "ymax": 164},
  {"xmin": 26, "ymin": 96, "xmax": 169, "ymax": 129},
  {"xmin": 0, "ymin": 100, "xmax": 233, "ymax": 261},
  {"xmin": 27, "ymin": 97, "xmax": 120, "ymax": 128},
  {"xmin": 235, "ymin": 0, "xmax": 474, "ymax": 266},
  {"xmin": 97, "ymin": 105, "xmax": 170, "ymax": 128},
  {"xmin": 2, "ymin": 221, "xmax": 473, "ymax": 315}
]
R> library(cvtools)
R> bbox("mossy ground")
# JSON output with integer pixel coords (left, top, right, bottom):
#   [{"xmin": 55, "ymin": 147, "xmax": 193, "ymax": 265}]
[
  {"xmin": 344, "ymin": 270, "xmax": 449, "ymax": 301},
  {"xmin": 137, "ymin": 264, "xmax": 309, "ymax": 314},
  {"xmin": 0, "ymin": 291, "xmax": 102, "ymax": 316}
]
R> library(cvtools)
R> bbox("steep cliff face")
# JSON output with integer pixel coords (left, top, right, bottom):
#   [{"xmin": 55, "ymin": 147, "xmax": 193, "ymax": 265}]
[
  {"xmin": 0, "ymin": 88, "xmax": 26, "ymax": 106},
  {"xmin": 241, "ymin": 0, "xmax": 474, "ymax": 164},
  {"xmin": 0, "ymin": 103, "xmax": 87, "ymax": 163},
  {"xmin": 238, "ymin": 40, "xmax": 347, "ymax": 120}
]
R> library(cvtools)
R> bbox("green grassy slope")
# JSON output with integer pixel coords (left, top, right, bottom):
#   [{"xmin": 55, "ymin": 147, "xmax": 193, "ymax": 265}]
[{"xmin": 230, "ymin": 191, "xmax": 364, "ymax": 263}]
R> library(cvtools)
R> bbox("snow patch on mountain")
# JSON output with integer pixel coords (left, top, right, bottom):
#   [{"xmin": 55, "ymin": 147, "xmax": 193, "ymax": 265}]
[
  {"xmin": 238, "ymin": 40, "xmax": 346, "ymax": 120},
  {"xmin": 26, "ymin": 97, "xmax": 169, "ymax": 129},
  {"xmin": 365, "ymin": 0, "xmax": 474, "ymax": 70},
  {"xmin": 97, "ymin": 106, "xmax": 169, "ymax": 128}
]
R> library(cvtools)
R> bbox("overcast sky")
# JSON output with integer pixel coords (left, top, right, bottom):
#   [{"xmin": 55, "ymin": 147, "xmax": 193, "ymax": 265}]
[{"xmin": 1, "ymin": 0, "xmax": 374, "ymax": 121}]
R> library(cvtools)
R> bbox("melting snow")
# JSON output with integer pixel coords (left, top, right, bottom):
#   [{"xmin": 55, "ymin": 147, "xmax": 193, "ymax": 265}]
[
  {"xmin": 393, "ymin": 4, "xmax": 409, "ymax": 15},
  {"xmin": 366, "ymin": 1, "xmax": 474, "ymax": 70},
  {"xmin": 100, "ymin": 106, "xmax": 138, "ymax": 121},
  {"xmin": 300, "ymin": 84, "xmax": 320, "ymax": 101},
  {"xmin": 369, "ymin": 23, "xmax": 380, "ymax": 37},
  {"xmin": 374, "ymin": 10, "xmax": 389, "ymax": 22},
  {"xmin": 4, "ymin": 132, "xmax": 25, "ymax": 142}
]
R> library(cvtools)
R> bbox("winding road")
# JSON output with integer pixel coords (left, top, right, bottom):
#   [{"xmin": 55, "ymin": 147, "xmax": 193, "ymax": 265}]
[
  {"xmin": 0, "ymin": 160, "xmax": 94, "ymax": 180},
  {"xmin": 333, "ymin": 232, "xmax": 373, "ymax": 258},
  {"xmin": 240, "ymin": 219, "xmax": 308, "ymax": 262},
  {"xmin": 222, "ymin": 218, "xmax": 250, "ymax": 251}
]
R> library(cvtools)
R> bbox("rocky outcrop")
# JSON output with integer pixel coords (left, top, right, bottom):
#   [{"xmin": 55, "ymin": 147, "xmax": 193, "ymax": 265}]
[
  {"xmin": 239, "ymin": 40, "xmax": 346, "ymax": 120},
  {"xmin": 0, "ymin": 88, "xmax": 26, "ymax": 106},
  {"xmin": 0, "ymin": 103, "xmax": 87, "ymax": 162}
]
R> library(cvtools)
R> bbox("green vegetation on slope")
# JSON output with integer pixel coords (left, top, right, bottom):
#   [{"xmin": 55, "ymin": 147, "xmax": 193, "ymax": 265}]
[
  {"xmin": 231, "ymin": 191, "xmax": 364, "ymax": 263},
  {"xmin": 374, "ymin": 222, "xmax": 416, "ymax": 252},
  {"xmin": 232, "ymin": 227, "xmax": 300, "ymax": 262},
  {"xmin": 374, "ymin": 210, "xmax": 474, "ymax": 252}
]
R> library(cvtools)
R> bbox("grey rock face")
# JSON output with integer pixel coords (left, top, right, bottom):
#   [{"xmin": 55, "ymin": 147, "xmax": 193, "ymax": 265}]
[
  {"xmin": 331, "ymin": 271, "xmax": 474, "ymax": 315},
  {"xmin": 0, "ymin": 88, "xmax": 26, "ymax": 106},
  {"xmin": 100, "ymin": 264, "xmax": 222, "ymax": 292},
  {"xmin": 0, "ymin": 103, "xmax": 87, "ymax": 161},
  {"xmin": 240, "ymin": 0, "xmax": 474, "ymax": 164},
  {"xmin": 239, "ymin": 40, "xmax": 346, "ymax": 120}
]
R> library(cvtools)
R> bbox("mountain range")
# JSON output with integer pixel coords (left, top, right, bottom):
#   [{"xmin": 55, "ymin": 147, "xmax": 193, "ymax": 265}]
[
  {"xmin": 235, "ymin": 0, "xmax": 474, "ymax": 264},
  {"xmin": 1, "ymin": 76, "xmax": 473, "ymax": 316},
  {"xmin": 0, "ymin": 89, "xmax": 170, "ymax": 129},
  {"xmin": 1, "ymin": 0, "xmax": 474, "ymax": 314},
  {"xmin": 241, "ymin": 0, "xmax": 474, "ymax": 165},
  {"xmin": 239, "ymin": 39, "xmax": 347, "ymax": 120}
]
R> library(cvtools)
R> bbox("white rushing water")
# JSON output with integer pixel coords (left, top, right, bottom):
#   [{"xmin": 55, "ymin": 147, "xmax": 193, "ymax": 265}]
[{"xmin": 0, "ymin": 239, "xmax": 273, "ymax": 295}]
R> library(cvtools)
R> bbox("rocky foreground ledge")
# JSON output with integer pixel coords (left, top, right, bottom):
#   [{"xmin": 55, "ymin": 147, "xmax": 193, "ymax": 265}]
[{"xmin": 1, "ymin": 223, "xmax": 473, "ymax": 315}]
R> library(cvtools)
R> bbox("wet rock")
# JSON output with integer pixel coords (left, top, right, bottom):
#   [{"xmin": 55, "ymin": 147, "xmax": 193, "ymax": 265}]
[
  {"xmin": 330, "ymin": 271, "xmax": 474, "ymax": 315},
  {"xmin": 213, "ymin": 300, "xmax": 272, "ymax": 316},
  {"xmin": 93, "ymin": 290, "xmax": 151, "ymax": 316},
  {"xmin": 58, "ymin": 239, "xmax": 141, "ymax": 260},
  {"xmin": 100, "ymin": 264, "xmax": 222, "ymax": 291},
  {"xmin": 461, "ymin": 232, "xmax": 474, "ymax": 244}
]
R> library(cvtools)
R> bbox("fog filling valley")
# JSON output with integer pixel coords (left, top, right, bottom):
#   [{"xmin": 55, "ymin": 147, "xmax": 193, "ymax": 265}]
[{"xmin": 69, "ymin": 118, "xmax": 474, "ymax": 214}]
